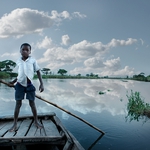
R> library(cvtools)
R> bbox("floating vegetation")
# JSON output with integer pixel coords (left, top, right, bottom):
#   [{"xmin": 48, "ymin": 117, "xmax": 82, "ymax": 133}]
[
  {"xmin": 99, "ymin": 91, "xmax": 105, "ymax": 95},
  {"xmin": 126, "ymin": 90, "xmax": 150, "ymax": 122},
  {"xmin": 99, "ymin": 89, "xmax": 111, "ymax": 95}
]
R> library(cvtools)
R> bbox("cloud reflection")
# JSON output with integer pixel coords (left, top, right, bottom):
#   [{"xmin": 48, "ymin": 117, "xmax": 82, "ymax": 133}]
[
  {"xmin": 33, "ymin": 79, "xmax": 138, "ymax": 116},
  {"xmin": 0, "ymin": 79, "xmax": 149, "ymax": 117}
]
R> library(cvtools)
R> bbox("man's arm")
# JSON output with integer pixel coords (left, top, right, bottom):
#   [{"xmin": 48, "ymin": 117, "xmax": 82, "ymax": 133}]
[
  {"xmin": 37, "ymin": 70, "xmax": 44, "ymax": 92},
  {"xmin": 11, "ymin": 78, "xmax": 17, "ymax": 84},
  {"xmin": 8, "ymin": 78, "xmax": 17, "ymax": 87}
]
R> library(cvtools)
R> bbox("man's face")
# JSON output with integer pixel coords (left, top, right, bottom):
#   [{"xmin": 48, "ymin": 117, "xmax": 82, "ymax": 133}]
[{"xmin": 20, "ymin": 45, "xmax": 31, "ymax": 58}]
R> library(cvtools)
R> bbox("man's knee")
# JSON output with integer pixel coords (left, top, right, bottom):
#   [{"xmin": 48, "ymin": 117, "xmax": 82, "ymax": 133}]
[
  {"xmin": 29, "ymin": 100, "xmax": 35, "ymax": 107},
  {"xmin": 16, "ymin": 100, "xmax": 22, "ymax": 108}
]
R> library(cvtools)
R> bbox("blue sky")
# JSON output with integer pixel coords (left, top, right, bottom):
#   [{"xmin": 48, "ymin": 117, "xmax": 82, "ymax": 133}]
[{"xmin": 0, "ymin": 0, "xmax": 150, "ymax": 77}]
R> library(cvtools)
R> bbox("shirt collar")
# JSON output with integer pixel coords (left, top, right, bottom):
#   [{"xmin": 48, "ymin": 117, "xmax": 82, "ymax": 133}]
[{"xmin": 20, "ymin": 56, "xmax": 31, "ymax": 62}]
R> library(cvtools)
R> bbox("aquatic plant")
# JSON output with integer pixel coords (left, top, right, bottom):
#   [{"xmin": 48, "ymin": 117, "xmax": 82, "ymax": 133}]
[
  {"xmin": 126, "ymin": 90, "xmax": 150, "ymax": 122},
  {"xmin": 99, "ymin": 91, "xmax": 105, "ymax": 95}
]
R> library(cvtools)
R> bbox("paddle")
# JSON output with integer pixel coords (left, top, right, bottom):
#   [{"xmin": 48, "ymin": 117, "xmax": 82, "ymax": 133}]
[{"xmin": 0, "ymin": 79, "xmax": 105, "ymax": 134}]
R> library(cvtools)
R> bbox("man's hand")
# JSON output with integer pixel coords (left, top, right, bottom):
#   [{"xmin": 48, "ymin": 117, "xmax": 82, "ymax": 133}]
[
  {"xmin": 8, "ymin": 82, "xmax": 15, "ymax": 87},
  {"xmin": 39, "ymin": 84, "xmax": 44, "ymax": 92}
]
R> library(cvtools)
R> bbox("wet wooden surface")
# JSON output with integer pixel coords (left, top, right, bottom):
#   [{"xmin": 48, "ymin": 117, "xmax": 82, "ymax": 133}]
[
  {"xmin": 0, "ymin": 112, "xmax": 85, "ymax": 150},
  {"xmin": 0, "ymin": 113, "xmax": 63, "ymax": 145}
]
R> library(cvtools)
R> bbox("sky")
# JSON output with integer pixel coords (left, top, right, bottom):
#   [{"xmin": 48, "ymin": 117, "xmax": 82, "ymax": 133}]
[{"xmin": 0, "ymin": 0, "xmax": 150, "ymax": 77}]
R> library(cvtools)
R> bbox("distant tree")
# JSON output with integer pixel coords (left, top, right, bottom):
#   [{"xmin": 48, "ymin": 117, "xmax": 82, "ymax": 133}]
[
  {"xmin": 133, "ymin": 74, "xmax": 137, "ymax": 78},
  {"xmin": 137, "ymin": 73, "xmax": 145, "ymax": 78},
  {"xmin": 147, "ymin": 75, "xmax": 150, "ymax": 81},
  {"xmin": 133, "ymin": 73, "xmax": 146, "ymax": 81},
  {"xmin": 41, "ymin": 68, "xmax": 50, "ymax": 75},
  {"xmin": 0, "ymin": 60, "xmax": 16, "ymax": 72},
  {"xmin": 77, "ymin": 74, "xmax": 81, "ymax": 77},
  {"xmin": 139, "ymin": 72, "xmax": 145, "ymax": 76},
  {"xmin": 90, "ymin": 73, "xmax": 94, "ymax": 77},
  {"xmin": 86, "ymin": 74, "xmax": 89, "ymax": 77},
  {"xmin": 95, "ymin": 74, "xmax": 99, "ymax": 78},
  {"xmin": 57, "ymin": 69, "xmax": 67, "ymax": 76},
  {"xmin": 0, "ymin": 62, "xmax": 5, "ymax": 71}
]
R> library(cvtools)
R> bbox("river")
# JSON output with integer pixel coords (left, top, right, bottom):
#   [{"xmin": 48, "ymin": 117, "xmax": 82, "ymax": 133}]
[{"xmin": 0, "ymin": 79, "xmax": 150, "ymax": 150}]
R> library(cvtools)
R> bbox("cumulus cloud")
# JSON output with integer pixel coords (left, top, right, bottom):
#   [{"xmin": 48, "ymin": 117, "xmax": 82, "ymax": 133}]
[
  {"xmin": 36, "ymin": 36, "xmax": 54, "ymax": 49},
  {"xmin": 69, "ymin": 40, "xmax": 107, "ymax": 60},
  {"xmin": 108, "ymin": 38, "xmax": 137, "ymax": 47},
  {"xmin": 0, "ymin": 8, "xmax": 86, "ymax": 38},
  {"xmin": 36, "ymin": 37, "xmax": 137, "ymax": 76},
  {"xmin": 61, "ymin": 35, "xmax": 71, "ymax": 46},
  {"xmin": 0, "ymin": 8, "xmax": 53, "ymax": 38},
  {"xmin": 84, "ymin": 57, "xmax": 104, "ymax": 68},
  {"xmin": 104, "ymin": 57, "xmax": 121, "ymax": 71}
]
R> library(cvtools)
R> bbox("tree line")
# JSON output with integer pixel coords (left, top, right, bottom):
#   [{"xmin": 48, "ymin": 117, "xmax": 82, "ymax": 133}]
[
  {"xmin": 0, "ymin": 60, "xmax": 69, "ymax": 78},
  {"xmin": 0, "ymin": 59, "xmax": 150, "ymax": 81}
]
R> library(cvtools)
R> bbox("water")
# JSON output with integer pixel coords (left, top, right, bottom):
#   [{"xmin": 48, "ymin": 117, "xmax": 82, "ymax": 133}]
[{"xmin": 0, "ymin": 79, "xmax": 150, "ymax": 150}]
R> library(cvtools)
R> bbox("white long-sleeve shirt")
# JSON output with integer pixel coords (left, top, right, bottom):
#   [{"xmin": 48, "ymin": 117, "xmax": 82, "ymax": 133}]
[{"xmin": 16, "ymin": 56, "xmax": 40, "ymax": 87}]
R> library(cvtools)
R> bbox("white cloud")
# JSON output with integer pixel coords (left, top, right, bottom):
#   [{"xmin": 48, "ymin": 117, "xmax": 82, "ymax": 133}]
[
  {"xmin": 0, "ymin": 8, "xmax": 53, "ymax": 38},
  {"xmin": 84, "ymin": 57, "xmax": 104, "ymax": 68},
  {"xmin": 140, "ymin": 38, "xmax": 144, "ymax": 45},
  {"xmin": 99, "ymin": 66, "xmax": 135, "ymax": 77},
  {"xmin": 104, "ymin": 57, "xmax": 121, "ymax": 71},
  {"xmin": 35, "ymin": 37, "xmax": 138, "ymax": 76},
  {"xmin": 0, "ymin": 52, "xmax": 19, "ymax": 61},
  {"xmin": 69, "ymin": 40, "xmax": 107, "ymax": 60},
  {"xmin": 0, "ymin": 8, "xmax": 86, "ymax": 38},
  {"xmin": 108, "ymin": 38, "xmax": 137, "ymax": 47},
  {"xmin": 72, "ymin": 12, "xmax": 87, "ymax": 18},
  {"xmin": 61, "ymin": 35, "xmax": 71, "ymax": 46},
  {"xmin": 51, "ymin": 10, "xmax": 71, "ymax": 20},
  {"xmin": 36, "ymin": 36, "xmax": 53, "ymax": 49}
]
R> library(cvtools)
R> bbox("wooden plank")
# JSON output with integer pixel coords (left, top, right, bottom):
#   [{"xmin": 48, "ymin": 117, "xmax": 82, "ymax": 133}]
[
  {"xmin": 67, "ymin": 131, "xmax": 85, "ymax": 150},
  {"xmin": 0, "ymin": 121, "xmax": 7, "ymax": 129},
  {"xmin": 26, "ymin": 120, "xmax": 45, "ymax": 137},
  {"xmin": 0, "ymin": 121, "xmax": 14, "ymax": 137},
  {"xmin": 63, "ymin": 140, "xmax": 73, "ymax": 150},
  {"xmin": 3, "ymin": 120, "xmax": 22, "ymax": 138},
  {"xmin": 34, "ymin": 127, "xmax": 45, "ymax": 137},
  {"xmin": 42, "ymin": 119, "xmax": 61, "ymax": 137},
  {"xmin": 15, "ymin": 119, "xmax": 32, "ymax": 137},
  {"xmin": 53, "ymin": 116, "xmax": 84, "ymax": 149},
  {"xmin": 26, "ymin": 122, "xmax": 37, "ymax": 137},
  {"xmin": 53, "ymin": 116, "xmax": 73, "ymax": 142}
]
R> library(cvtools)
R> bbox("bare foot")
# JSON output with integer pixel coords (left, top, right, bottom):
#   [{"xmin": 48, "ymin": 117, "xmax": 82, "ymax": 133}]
[
  {"xmin": 8, "ymin": 124, "xmax": 17, "ymax": 132},
  {"xmin": 34, "ymin": 122, "xmax": 43, "ymax": 129}
]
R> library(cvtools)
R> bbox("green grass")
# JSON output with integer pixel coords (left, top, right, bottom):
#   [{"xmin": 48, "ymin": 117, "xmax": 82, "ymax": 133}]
[{"xmin": 126, "ymin": 90, "xmax": 150, "ymax": 122}]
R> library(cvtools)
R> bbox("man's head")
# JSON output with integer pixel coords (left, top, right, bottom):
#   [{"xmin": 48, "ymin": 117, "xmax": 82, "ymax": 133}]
[{"xmin": 20, "ymin": 43, "xmax": 31, "ymax": 58}]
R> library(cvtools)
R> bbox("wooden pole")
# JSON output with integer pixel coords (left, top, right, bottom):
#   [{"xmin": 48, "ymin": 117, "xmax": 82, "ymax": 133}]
[{"xmin": 0, "ymin": 79, "xmax": 105, "ymax": 134}]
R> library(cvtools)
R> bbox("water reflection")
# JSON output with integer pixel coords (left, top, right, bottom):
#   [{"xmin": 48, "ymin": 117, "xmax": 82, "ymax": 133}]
[
  {"xmin": 1, "ymin": 79, "xmax": 150, "ymax": 149},
  {"xmin": 87, "ymin": 134, "xmax": 104, "ymax": 150},
  {"xmin": 1, "ymin": 79, "xmax": 150, "ymax": 118}
]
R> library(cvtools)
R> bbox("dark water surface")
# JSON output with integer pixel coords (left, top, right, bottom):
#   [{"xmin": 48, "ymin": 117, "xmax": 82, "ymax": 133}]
[{"xmin": 0, "ymin": 79, "xmax": 150, "ymax": 150}]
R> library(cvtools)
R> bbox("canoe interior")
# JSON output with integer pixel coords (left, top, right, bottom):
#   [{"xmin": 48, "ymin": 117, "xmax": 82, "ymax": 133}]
[{"xmin": 0, "ymin": 112, "xmax": 84, "ymax": 150}]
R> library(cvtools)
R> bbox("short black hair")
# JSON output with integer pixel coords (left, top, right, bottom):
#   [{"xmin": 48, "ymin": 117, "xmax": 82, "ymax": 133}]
[{"xmin": 20, "ymin": 43, "xmax": 31, "ymax": 50}]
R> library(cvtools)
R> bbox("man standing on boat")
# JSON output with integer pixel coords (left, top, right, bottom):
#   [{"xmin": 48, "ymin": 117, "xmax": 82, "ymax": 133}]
[{"xmin": 8, "ymin": 43, "xmax": 44, "ymax": 132}]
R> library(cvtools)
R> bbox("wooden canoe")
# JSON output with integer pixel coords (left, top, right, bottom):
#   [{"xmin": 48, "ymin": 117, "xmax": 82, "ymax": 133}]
[{"xmin": 0, "ymin": 112, "xmax": 85, "ymax": 150}]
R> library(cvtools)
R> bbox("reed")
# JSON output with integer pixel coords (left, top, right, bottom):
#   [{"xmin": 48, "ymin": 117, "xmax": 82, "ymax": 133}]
[{"xmin": 126, "ymin": 90, "xmax": 150, "ymax": 122}]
